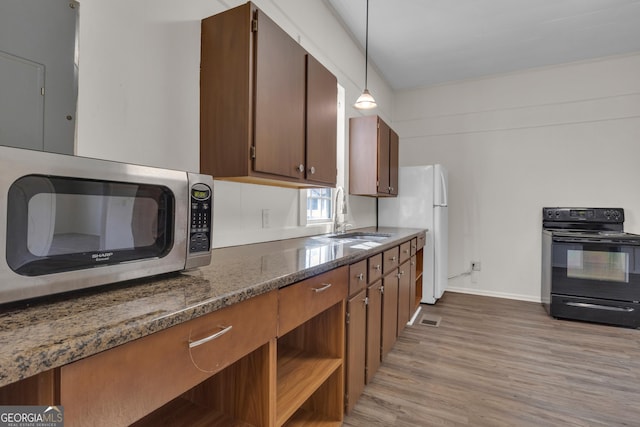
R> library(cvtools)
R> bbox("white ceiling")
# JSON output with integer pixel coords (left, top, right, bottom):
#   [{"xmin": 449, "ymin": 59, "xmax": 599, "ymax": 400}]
[{"xmin": 325, "ymin": 0, "xmax": 640, "ymax": 90}]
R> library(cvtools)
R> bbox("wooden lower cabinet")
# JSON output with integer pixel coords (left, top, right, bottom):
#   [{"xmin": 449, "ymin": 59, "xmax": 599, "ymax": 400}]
[
  {"xmin": 410, "ymin": 254, "xmax": 418, "ymax": 313},
  {"xmin": 381, "ymin": 270, "xmax": 399, "ymax": 359},
  {"xmin": 397, "ymin": 259, "xmax": 412, "ymax": 334},
  {"xmin": 415, "ymin": 233, "xmax": 425, "ymax": 310},
  {"xmin": 132, "ymin": 341, "xmax": 276, "ymax": 427},
  {"xmin": 61, "ymin": 290, "xmax": 278, "ymax": 427},
  {"xmin": 0, "ymin": 370, "xmax": 57, "ymax": 406},
  {"xmin": 365, "ymin": 280, "xmax": 382, "ymax": 384},
  {"xmin": 1, "ymin": 237, "xmax": 426, "ymax": 424},
  {"xmin": 345, "ymin": 289, "xmax": 366, "ymax": 414},
  {"xmin": 342, "ymin": 237, "xmax": 423, "ymax": 413},
  {"xmin": 276, "ymin": 266, "xmax": 347, "ymax": 426}
]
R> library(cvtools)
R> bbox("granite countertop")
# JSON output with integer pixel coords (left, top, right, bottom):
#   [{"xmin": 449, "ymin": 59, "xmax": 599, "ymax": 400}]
[{"xmin": 0, "ymin": 227, "xmax": 425, "ymax": 387}]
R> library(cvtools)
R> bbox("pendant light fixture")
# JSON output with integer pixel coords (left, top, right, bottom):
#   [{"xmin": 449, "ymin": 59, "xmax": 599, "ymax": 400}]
[{"xmin": 354, "ymin": 0, "xmax": 377, "ymax": 109}]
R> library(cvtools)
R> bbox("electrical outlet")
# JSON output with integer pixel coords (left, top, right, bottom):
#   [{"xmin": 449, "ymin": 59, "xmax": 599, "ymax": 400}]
[{"xmin": 471, "ymin": 262, "xmax": 481, "ymax": 271}]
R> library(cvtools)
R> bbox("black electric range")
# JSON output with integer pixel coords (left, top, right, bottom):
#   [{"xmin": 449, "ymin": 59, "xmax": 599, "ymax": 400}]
[{"xmin": 541, "ymin": 207, "xmax": 640, "ymax": 328}]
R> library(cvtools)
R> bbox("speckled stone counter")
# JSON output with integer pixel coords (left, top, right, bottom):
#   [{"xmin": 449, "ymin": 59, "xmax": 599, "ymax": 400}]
[{"xmin": 0, "ymin": 227, "xmax": 424, "ymax": 387}]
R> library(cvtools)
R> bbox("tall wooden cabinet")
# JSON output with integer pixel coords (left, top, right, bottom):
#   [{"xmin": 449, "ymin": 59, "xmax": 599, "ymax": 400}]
[
  {"xmin": 344, "ymin": 260, "xmax": 367, "ymax": 414},
  {"xmin": 306, "ymin": 55, "xmax": 338, "ymax": 185},
  {"xmin": 397, "ymin": 241, "xmax": 412, "ymax": 332},
  {"xmin": 349, "ymin": 115, "xmax": 399, "ymax": 196},
  {"xmin": 414, "ymin": 234, "xmax": 426, "ymax": 311},
  {"xmin": 200, "ymin": 2, "xmax": 337, "ymax": 188}
]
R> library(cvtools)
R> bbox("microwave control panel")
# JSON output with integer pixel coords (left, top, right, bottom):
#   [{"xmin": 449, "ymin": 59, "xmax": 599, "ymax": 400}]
[{"xmin": 189, "ymin": 183, "xmax": 212, "ymax": 253}]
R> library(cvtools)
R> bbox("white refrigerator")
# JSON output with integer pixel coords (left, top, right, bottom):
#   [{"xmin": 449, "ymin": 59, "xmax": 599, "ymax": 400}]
[{"xmin": 378, "ymin": 165, "xmax": 448, "ymax": 304}]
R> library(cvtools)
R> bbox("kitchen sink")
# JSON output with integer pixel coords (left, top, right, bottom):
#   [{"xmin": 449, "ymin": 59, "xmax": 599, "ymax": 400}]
[{"xmin": 326, "ymin": 231, "xmax": 392, "ymax": 241}]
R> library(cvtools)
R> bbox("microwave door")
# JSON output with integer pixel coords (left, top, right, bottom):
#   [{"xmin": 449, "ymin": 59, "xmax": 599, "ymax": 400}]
[{"xmin": 27, "ymin": 188, "xmax": 56, "ymax": 257}]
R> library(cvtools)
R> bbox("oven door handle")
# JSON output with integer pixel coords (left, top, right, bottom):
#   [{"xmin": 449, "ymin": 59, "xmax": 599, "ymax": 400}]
[{"xmin": 565, "ymin": 301, "xmax": 635, "ymax": 312}]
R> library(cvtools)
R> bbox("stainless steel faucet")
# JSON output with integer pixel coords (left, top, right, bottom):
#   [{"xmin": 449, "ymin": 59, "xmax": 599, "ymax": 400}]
[{"xmin": 333, "ymin": 186, "xmax": 349, "ymax": 233}]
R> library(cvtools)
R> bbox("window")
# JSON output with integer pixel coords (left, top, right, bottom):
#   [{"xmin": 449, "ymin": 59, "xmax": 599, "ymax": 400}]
[{"xmin": 306, "ymin": 188, "xmax": 333, "ymax": 223}]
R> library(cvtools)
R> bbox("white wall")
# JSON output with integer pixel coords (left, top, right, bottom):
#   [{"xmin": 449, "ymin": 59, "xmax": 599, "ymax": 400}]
[
  {"xmin": 393, "ymin": 53, "xmax": 640, "ymax": 302},
  {"xmin": 75, "ymin": 0, "xmax": 388, "ymax": 247}
]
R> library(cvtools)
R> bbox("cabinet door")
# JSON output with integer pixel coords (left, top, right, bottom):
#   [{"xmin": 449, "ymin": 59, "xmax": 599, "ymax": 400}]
[
  {"xmin": 305, "ymin": 55, "xmax": 337, "ymax": 186},
  {"xmin": 200, "ymin": 3, "xmax": 253, "ymax": 178},
  {"xmin": 349, "ymin": 115, "xmax": 379, "ymax": 196},
  {"xmin": 345, "ymin": 289, "xmax": 367, "ymax": 414},
  {"xmin": 381, "ymin": 271, "xmax": 398, "ymax": 359},
  {"xmin": 254, "ymin": 9, "xmax": 305, "ymax": 180},
  {"xmin": 397, "ymin": 261, "xmax": 412, "ymax": 333},
  {"xmin": 389, "ymin": 128, "xmax": 399, "ymax": 195},
  {"xmin": 410, "ymin": 254, "xmax": 418, "ymax": 314},
  {"xmin": 377, "ymin": 118, "xmax": 391, "ymax": 195},
  {"xmin": 366, "ymin": 280, "xmax": 382, "ymax": 384}
]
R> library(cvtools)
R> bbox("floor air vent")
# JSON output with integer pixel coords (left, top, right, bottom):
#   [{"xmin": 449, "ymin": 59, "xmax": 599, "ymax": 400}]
[{"xmin": 419, "ymin": 314, "xmax": 441, "ymax": 327}]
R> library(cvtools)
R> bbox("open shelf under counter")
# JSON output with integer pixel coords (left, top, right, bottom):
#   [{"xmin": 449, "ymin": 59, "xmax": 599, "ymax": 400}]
[
  {"xmin": 131, "ymin": 396, "xmax": 255, "ymax": 427},
  {"xmin": 276, "ymin": 345, "xmax": 342, "ymax": 426},
  {"xmin": 284, "ymin": 407, "xmax": 343, "ymax": 427}
]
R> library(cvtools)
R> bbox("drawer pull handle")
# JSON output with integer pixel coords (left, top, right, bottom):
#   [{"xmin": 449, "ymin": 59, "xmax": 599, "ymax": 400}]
[
  {"xmin": 375, "ymin": 264, "xmax": 382, "ymax": 271},
  {"xmin": 565, "ymin": 302, "xmax": 634, "ymax": 312},
  {"xmin": 312, "ymin": 283, "xmax": 332, "ymax": 293},
  {"xmin": 189, "ymin": 325, "xmax": 233, "ymax": 349},
  {"xmin": 357, "ymin": 273, "xmax": 365, "ymax": 281}
]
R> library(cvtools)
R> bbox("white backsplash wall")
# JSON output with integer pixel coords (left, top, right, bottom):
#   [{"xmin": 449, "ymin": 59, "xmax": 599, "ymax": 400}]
[
  {"xmin": 74, "ymin": 0, "xmax": 382, "ymax": 247},
  {"xmin": 393, "ymin": 52, "xmax": 640, "ymax": 302}
]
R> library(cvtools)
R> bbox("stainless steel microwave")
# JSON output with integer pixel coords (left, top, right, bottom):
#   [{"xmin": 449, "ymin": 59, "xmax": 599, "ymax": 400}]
[{"xmin": 0, "ymin": 146, "xmax": 214, "ymax": 305}]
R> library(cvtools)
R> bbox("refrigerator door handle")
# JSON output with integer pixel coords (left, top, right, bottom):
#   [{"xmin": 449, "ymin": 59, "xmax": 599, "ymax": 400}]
[{"xmin": 439, "ymin": 169, "xmax": 448, "ymax": 207}]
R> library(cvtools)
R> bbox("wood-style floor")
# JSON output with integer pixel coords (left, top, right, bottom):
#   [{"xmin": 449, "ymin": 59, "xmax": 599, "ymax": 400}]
[{"xmin": 342, "ymin": 292, "xmax": 640, "ymax": 427}]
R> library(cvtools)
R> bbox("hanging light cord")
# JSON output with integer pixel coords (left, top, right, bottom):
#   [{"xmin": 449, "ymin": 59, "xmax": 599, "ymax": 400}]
[{"xmin": 364, "ymin": 0, "xmax": 370, "ymax": 89}]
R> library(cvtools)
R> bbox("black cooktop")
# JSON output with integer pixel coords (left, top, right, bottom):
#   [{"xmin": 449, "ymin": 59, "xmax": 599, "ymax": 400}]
[{"xmin": 542, "ymin": 207, "xmax": 640, "ymax": 243}]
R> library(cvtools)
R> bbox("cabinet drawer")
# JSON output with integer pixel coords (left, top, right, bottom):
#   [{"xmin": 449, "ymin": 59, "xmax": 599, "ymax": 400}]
[
  {"xmin": 368, "ymin": 253, "xmax": 383, "ymax": 284},
  {"xmin": 411, "ymin": 238, "xmax": 417, "ymax": 256},
  {"xmin": 60, "ymin": 290, "xmax": 278, "ymax": 427},
  {"xmin": 278, "ymin": 266, "xmax": 348, "ymax": 336},
  {"xmin": 383, "ymin": 246, "xmax": 400, "ymax": 275},
  {"xmin": 399, "ymin": 241, "xmax": 412, "ymax": 264},
  {"xmin": 417, "ymin": 233, "xmax": 426, "ymax": 250},
  {"xmin": 349, "ymin": 260, "xmax": 367, "ymax": 296}
]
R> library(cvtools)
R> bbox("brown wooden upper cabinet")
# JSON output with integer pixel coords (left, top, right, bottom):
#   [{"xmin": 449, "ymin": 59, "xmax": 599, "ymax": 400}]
[
  {"xmin": 200, "ymin": 2, "xmax": 338, "ymax": 188},
  {"xmin": 349, "ymin": 115, "xmax": 399, "ymax": 196}
]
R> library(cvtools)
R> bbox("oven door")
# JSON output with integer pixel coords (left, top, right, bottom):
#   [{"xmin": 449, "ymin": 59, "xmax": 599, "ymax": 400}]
[{"xmin": 551, "ymin": 237, "xmax": 640, "ymax": 302}]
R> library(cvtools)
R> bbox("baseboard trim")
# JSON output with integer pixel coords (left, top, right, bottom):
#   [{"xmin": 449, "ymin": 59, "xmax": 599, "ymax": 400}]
[{"xmin": 445, "ymin": 287, "xmax": 541, "ymax": 303}]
